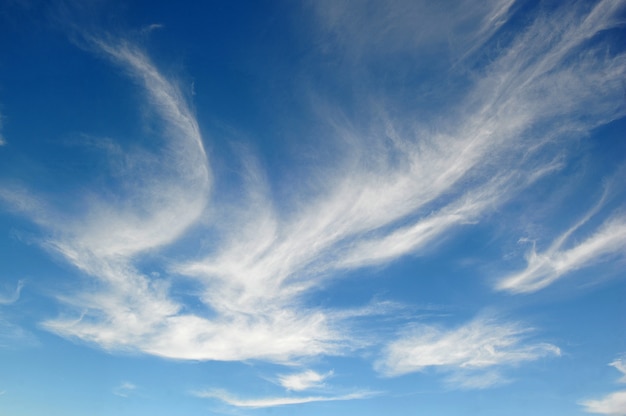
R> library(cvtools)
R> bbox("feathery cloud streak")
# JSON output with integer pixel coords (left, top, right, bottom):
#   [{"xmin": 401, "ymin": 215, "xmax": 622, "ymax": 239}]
[
  {"xmin": 581, "ymin": 357, "xmax": 626, "ymax": 415},
  {"xmin": 176, "ymin": 0, "xmax": 626, "ymax": 340},
  {"xmin": 0, "ymin": 0, "xmax": 623, "ymax": 370},
  {"xmin": 375, "ymin": 315, "xmax": 560, "ymax": 388},
  {"xmin": 308, "ymin": 0, "xmax": 516, "ymax": 62},
  {"xmin": 498, "ymin": 213, "xmax": 626, "ymax": 293},
  {"xmin": 12, "ymin": 37, "xmax": 213, "ymax": 355},
  {"xmin": 498, "ymin": 174, "xmax": 626, "ymax": 293},
  {"xmin": 194, "ymin": 389, "xmax": 375, "ymax": 408}
]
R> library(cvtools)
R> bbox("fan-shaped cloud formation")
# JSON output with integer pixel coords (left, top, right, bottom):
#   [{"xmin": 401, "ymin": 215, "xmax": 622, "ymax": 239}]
[{"xmin": 0, "ymin": 0, "xmax": 623, "ymax": 386}]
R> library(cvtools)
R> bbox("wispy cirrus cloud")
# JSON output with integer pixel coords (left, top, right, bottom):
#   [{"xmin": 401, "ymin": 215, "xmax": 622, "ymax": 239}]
[
  {"xmin": 0, "ymin": 280, "xmax": 23, "ymax": 305},
  {"xmin": 375, "ymin": 315, "xmax": 560, "ymax": 389},
  {"xmin": 0, "ymin": 35, "xmax": 212, "ymax": 357},
  {"xmin": 498, "ymin": 182, "xmax": 626, "ymax": 293},
  {"xmin": 308, "ymin": 0, "xmax": 516, "ymax": 63},
  {"xmin": 0, "ymin": 0, "xmax": 622, "ymax": 377},
  {"xmin": 278, "ymin": 369, "xmax": 333, "ymax": 391},
  {"xmin": 173, "ymin": 0, "xmax": 624, "ymax": 365},
  {"xmin": 580, "ymin": 357, "xmax": 626, "ymax": 415},
  {"xmin": 498, "ymin": 215, "xmax": 626, "ymax": 293},
  {"xmin": 194, "ymin": 389, "xmax": 376, "ymax": 408},
  {"xmin": 113, "ymin": 381, "xmax": 137, "ymax": 398}
]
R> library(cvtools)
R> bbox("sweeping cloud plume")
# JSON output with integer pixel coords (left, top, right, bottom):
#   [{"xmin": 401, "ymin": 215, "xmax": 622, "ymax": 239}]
[
  {"xmin": 0, "ymin": 0, "xmax": 625, "ymax": 413},
  {"xmin": 1, "ymin": 0, "xmax": 624, "ymax": 365},
  {"xmin": 498, "ymin": 172, "xmax": 626, "ymax": 293},
  {"xmin": 498, "ymin": 214, "xmax": 626, "ymax": 293}
]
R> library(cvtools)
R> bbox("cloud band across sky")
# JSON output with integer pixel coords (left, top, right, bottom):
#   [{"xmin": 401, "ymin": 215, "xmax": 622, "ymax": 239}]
[
  {"xmin": 0, "ymin": 0, "xmax": 623, "ymax": 365},
  {"xmin": 0, "ymin": 1, "xmax": 624, "ymax": 414}
]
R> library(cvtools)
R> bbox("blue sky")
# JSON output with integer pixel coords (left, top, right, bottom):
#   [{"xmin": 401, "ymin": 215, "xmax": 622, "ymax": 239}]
[{"xmin": 1, "ymin": 0, "xmax": 625, "ymax": 415}]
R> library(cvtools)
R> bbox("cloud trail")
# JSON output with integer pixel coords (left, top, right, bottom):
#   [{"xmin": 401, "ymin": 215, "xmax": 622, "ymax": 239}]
[
  {"xmin": 194, "ymin": 389, "xmax": 375, "ymax": 408},
  {"xmin": 498, "ymin": 214, "xmax": 626, "ymax": 293},
  {"xmin": 173, "ymin": 0, "xmax": 625, "ymax": 363},
  {"xmin": 0, "ymin": 0, "xmax": 623, "ymax": 375},
  {"xmin": 375, "ymin": 315, "xmax": 560, "ymax": 388},
  {"xmin": 308, "ymin": 0, "xmax": 516, "ymax": 63},
  {"xmin": 497, "ymin": 179, "xmax": 626, "ymax": 293},
  {"xmin": 23, "ymin": 36, "xmax": 213, "ymax": 354}
]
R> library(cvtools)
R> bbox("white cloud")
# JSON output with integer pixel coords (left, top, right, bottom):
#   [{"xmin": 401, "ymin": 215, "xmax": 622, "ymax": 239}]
[
  {"xmin": 0, "ymin": 280, "xmax": 23, "ymax": 305},
  {"xmin": 611, "ymin": 358, "xmax": 626, "ymax": 383},
  {"xmin": 497, "ymin": 199, "xmax": 626, "ymax": 293},
  {"xmin": 582, "ymin": 391, "xmax": 626, "ymax": 416},
  {"xmin": 375, "ymin": 315, "xmax": 560, "ymax": 388},
  {"xmin": 113, "ymin": 381, "xmax": 137, "ymax": 398},
  {"xmin": 308, "ymin": 0, "xmax": 515, "ymax": 63},
  {"xmin": 194, "ymin": 389, "xmax": 375, "ymax": 408},
  {"xmin": 278, "ymin": 370, "xmax": 333, "ymax": 391},
  {"xmin": 0, "ymin": 0, "xmax": 623, "ymax": 368},
  {"xmin": 173, "ymin": 0, "xmax": 626, "ymax": 350},
  {"xmin": 581, "ymin": 357, "xmax": 626, "ymax": 415}
]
